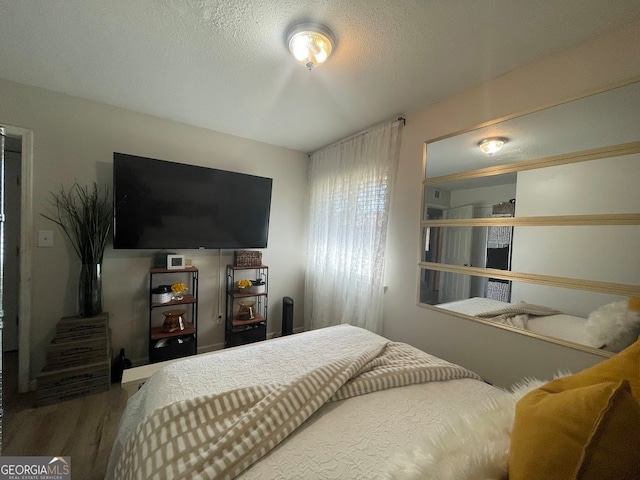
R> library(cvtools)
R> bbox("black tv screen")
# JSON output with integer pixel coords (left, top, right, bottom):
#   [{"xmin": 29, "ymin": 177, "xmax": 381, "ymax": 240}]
[{"xmin": 113, "ymin": 153, "xmax": 272, "ymax": 249}]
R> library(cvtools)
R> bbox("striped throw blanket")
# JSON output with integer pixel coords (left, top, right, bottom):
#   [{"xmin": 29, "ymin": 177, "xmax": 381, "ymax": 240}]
[
  {"xmin": 115, "ymin": 342, "xmax": 480, "ymax": 480},
  {"xmin": 476, "ymin": 302, "xmax": 561, "ymax": 329}
]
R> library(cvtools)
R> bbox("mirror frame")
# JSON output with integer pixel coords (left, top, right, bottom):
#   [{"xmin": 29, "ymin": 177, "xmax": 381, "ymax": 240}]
[{"xmin": 418, "ymin": 79, "xmax": 640, "ymax": 357}]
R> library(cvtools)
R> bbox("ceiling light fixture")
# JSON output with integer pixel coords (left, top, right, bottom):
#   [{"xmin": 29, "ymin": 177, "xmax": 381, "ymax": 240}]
[
  {"xmin": 477, "ymin": 137, "xmax": 508, "ymax": 155},
  {"xmin": 287, "ymin": 22, "xmax": 334, "ymax": 71}
]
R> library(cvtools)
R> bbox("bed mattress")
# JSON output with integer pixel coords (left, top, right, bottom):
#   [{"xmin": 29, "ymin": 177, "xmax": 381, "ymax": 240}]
[
  {"xmin": 107, "ymin": 324, "xmax": 501, "ymax": 479},
  {"xmin": 240, "ymin": 378, "xmax": 499, "ymax": 479}
]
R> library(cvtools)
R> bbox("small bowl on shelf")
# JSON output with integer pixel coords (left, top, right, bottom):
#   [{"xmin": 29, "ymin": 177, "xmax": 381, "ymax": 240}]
[
  {"xmin": 171, "ymin": 282, "xmax": 188, "ymax": 301},
  {"xmin": 236, "ymin": 279, "xmax": 253, "ymax": 294}
]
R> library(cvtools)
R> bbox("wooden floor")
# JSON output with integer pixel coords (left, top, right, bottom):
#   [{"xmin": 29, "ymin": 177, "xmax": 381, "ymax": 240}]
[{"xmin": 3, "ymin": 352, "xmax": 128, "ymax": 480}]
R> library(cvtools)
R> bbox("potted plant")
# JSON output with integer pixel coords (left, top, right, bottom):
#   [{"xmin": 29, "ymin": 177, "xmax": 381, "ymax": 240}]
[{"xmin": 42, "ymin": 182, "xmax": 112, "ymax": 317}]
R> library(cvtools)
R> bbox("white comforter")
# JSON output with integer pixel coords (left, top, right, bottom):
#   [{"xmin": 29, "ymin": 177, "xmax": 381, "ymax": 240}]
[{"xmin": 107, "ymin": 325, "xmax": 501, "ymax": 479}]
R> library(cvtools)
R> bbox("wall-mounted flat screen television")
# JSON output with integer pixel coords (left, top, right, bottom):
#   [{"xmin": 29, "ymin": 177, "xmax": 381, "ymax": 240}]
[{"xmin": 113, "ymin": 153, "xmax": 272, "ymax": 249}]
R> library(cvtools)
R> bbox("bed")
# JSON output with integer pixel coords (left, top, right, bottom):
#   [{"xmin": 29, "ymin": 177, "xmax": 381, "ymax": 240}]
[
  {"xmin": 106, "ymin": 324, "xmax": 506, "ymax": 479},
  {"xmin": 436, "ymin": 297, "xmax": 600, "ymax": 348}
]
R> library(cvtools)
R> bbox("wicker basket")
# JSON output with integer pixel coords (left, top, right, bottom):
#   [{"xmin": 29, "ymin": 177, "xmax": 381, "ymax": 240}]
[
  {"xmin": 234, "ymin": 250, "xmax": 262, "ymax": 267},
  {"xmin": 492, "ymin": 201, "xmax": 515, "ymax": 215},
  {"xmin": 152, "ymin": 292, "xmax": 173, "ymax": 304}
]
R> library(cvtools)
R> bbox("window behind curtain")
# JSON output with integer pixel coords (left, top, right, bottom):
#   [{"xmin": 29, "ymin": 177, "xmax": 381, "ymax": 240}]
[{"xmin": 304, "ymin": 120, "xmax": 403, "ymax": 333}]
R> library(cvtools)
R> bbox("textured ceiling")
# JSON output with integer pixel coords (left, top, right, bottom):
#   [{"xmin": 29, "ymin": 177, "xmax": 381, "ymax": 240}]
[{"xmin": 1, "ymin": 1, "xmax": 640, "ymax": 153}]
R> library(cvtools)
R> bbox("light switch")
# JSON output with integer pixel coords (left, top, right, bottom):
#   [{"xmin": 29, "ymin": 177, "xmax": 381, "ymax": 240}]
[{"xmin": 38, "ymin": 230, "xmax": 54, "ymax": 247}]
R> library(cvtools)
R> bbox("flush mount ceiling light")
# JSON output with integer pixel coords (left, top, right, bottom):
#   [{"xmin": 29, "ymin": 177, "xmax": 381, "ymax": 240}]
[
  {"xmin": 287, "ymin": 22, "xmax": 334, "ymax": 70},
  {"xmin": 477, "ymin": 137, "xmax": 508, "ymax": 155}
]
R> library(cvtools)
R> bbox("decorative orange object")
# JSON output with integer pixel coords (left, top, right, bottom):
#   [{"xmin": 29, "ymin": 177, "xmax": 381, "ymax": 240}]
[
  {"xmin": 162, "ymin": 309, "xmax": 186, "ymax": 333},
  {"xmin": 237, "ymin": 301, "xmax": 255, "ymax": 320}
]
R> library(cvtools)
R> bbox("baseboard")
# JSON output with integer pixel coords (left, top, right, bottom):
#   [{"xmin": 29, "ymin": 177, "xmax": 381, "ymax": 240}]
[{"xmin": 197, "ymin": 342, "xmax": 224, "ymax": 354}]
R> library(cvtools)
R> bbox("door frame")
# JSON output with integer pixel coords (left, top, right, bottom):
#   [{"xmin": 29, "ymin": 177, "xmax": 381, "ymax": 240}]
[{"xmin": 3, "ymin": 124, "xmax": 33, "ymax": 393}]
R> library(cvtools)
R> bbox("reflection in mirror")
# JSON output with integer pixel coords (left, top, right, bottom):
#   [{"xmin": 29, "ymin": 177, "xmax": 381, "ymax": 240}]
[
  {"xmin": 421, "ymin": 224, "xmax": 515, "ymax": 303},
  {"xmin": 421, "ymin": 268, "xmax": 640, "ymax": 354},
  {"xmin": 421, "ymin": 80, "xmax": 640, "ymax": 354},
  {"xmin": 424, "ymin": 81, "xmax": 640, "ymax": 179},
  {"xmin": 423, "ymin": 224, "xmax": 640, "ymax": 284}
]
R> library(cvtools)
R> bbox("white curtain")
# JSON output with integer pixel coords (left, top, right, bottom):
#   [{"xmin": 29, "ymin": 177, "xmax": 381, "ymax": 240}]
[{"xmin": 304, "ymin": 119, "xmax": 403, "ymax": 334}]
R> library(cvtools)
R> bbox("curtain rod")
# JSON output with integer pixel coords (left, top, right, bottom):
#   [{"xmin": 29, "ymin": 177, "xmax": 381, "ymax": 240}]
[{"xmin": 310, "ymin": 115, "xmax": 406, "ymax": 156}]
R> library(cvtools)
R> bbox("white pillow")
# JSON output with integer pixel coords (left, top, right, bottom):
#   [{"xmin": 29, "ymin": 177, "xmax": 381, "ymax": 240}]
[{"xmin": 585, "ymin": 301, "xmax": 640, "ymax": 352}]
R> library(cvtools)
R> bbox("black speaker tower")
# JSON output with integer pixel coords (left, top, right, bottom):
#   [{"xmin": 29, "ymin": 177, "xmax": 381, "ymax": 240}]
[{"xmin": 282, "ymin": 296, "xmax": 294, "ymax": 336}]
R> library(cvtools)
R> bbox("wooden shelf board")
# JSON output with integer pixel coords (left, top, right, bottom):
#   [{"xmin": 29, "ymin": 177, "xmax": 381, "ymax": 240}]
[
  {"xmin": 151, "ymin": 294, "xmax": 197, "ymax": 308},
  {"xmin": 229, "ymin": 291, "xmax": 267, "ymax": 298},
  {"xmin": 150, "ymin": 266, "xmax": 198, "ymax": 274},
  {"xmin": 232, "ymin": 315, "xmax": 265, "ymax": 327},
  {"xmin": 150, "ymin": 323, "xmax": 196, "ymax": 340},
  {"xmin": 227, "ymin": 264, "xmax": 268, "ymax": 270}
]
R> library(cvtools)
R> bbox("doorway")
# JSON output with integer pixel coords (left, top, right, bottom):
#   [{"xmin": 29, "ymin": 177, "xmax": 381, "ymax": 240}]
[
  {"xmin": 438, "ymin": 204, "xmax": 473, "ymax": 304},
  {"xmin": 4, "ymin": 136, "xmax": 21, "ymax": 353},
  {"xmin": 420, "ymin": 207, "xmax": 444, "ymax": 305},
  {"xmin": 1, "ymin": 124, "xmax": 32, "ymax": 395},
  {"xmin": 2, "ymin": 133, "xmax": 22, "ymax": 412}
]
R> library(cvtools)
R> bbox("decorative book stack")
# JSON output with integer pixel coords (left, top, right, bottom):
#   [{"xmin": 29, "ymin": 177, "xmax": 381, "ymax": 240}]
[{"xmin": 36, "ymin": 312, "xmax": 111, "ymax": 406}]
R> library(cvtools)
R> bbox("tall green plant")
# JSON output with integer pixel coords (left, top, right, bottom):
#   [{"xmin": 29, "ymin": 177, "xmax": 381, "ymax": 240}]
[{"xmin": 41, "ymin": 182, "xmax": 112, "ymax": 264}]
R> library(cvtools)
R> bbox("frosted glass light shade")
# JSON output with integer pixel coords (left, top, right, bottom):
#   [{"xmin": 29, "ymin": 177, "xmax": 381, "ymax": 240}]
[
  {"xmin": 287, "ymin": 23, "xmax": 334, "ymax": 70},
  {"xmin": 478, "ymin": 137, "xmax": 507, "ymax": 155}
]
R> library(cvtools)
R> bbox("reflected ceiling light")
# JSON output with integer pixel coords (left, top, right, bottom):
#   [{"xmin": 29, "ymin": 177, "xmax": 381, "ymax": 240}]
[
  {"xmin": 287, "ymin": 22, "xmax": 334, "ymax": 70},
  {"xmin": 477, "ymin": 137, "xmax": 508, "ymax": 155}
]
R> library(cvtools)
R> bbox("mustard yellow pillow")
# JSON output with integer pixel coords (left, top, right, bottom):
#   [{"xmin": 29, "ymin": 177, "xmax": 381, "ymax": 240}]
[
  {"xmin": 542, "ymin": 339, "xmax": 640, "ymax": 400},
  {"xmin": 509, "ymin": 380, "xmax": 640, "ymax": 480}
]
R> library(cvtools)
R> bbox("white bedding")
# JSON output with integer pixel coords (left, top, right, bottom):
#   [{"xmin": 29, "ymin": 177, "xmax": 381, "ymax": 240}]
[
  {"xmin": 107, "ymin": 324, "xmax": 502, "ymax": 479},
  {"xmin": 241, "ymin": 379, "xmax": 500, "ymax": 479},
  {"xmin": 437, "ymin": 297, "xmax": 598, "ymax": 347}
]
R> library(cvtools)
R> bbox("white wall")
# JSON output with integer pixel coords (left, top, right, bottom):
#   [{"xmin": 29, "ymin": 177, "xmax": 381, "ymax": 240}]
[
  {"xmin": 0, "ymin": 79, "xmax": 309, "ymax": 379},
  {"xmin": 383, "ymin": 20, "xmax": 640, "ymax": 387}
]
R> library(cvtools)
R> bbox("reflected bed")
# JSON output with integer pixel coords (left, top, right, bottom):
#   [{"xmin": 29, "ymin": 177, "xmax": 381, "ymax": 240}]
[{"xmin": 437, "ymin": 297, "xmax": 599, "ymax": 348}]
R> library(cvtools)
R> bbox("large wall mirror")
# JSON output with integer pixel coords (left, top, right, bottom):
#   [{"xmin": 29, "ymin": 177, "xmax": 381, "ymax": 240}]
[{"xmin": 420, "ymin": 80, "xmax": 640, "ymax": 356}]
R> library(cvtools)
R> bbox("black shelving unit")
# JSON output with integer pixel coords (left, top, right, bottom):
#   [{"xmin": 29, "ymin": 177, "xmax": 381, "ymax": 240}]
[
  {"xmin": 148, "ymin": 266, "xmax": 198, "ymax": 363},
  {"xmin": 225, "ymin": 265, "xmax": 268, "ymax": 348}
]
